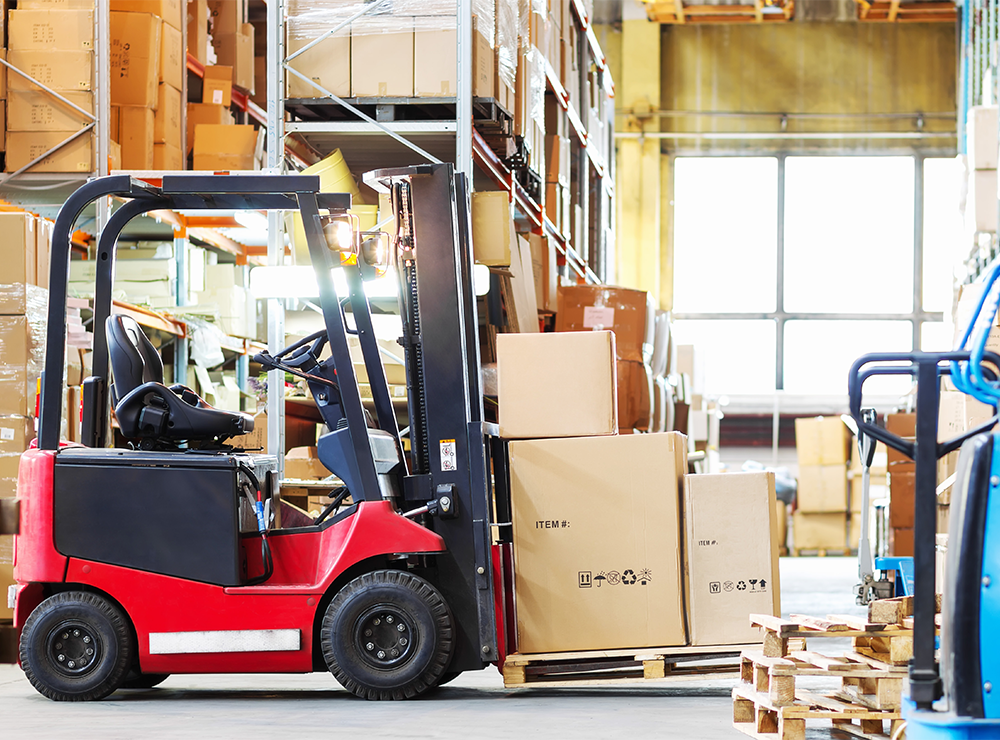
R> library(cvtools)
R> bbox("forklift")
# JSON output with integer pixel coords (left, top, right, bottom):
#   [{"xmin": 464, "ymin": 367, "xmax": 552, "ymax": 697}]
[
  {"xmin": 849, "ymin": 262, "xmax": 1000, "ymax": 737},
  {"xmin": 7, "ymin": 164, "xmax": 515, "ymax": 701}
]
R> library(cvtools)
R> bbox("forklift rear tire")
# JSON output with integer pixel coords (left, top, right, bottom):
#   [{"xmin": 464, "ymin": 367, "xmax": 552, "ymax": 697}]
[
  {"xmin": 321, "ymin": 570, "xmax": 454, "ymax": 700},
  {"xmin": 19, "ymin": 591, "xmax": 133, "ymax": 702}
]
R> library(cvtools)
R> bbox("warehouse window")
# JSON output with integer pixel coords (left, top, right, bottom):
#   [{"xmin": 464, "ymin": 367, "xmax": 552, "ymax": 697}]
[{"xmin": 672, "ymin": 155, "xmax": 959, "ymax": 397}]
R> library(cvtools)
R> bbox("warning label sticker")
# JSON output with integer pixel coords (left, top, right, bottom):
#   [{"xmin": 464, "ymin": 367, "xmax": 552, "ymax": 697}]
[
  {"xmin": 577, "ymin": 568, "xmax": 653, "ymax": 588},
  {"xmin": 0, "ymin": 427, "xmax": 12, "ymax": 442},
  {"xmin": 582, "ymin": 306, "xmax": 615, "ymax": 330},
  {"xmin": 439, "ymin": 439, "xmax": 457, "ymax": 472},
  {"xmin": 711, "ymin": 578, "xmax": 768, "ymax": 594}
]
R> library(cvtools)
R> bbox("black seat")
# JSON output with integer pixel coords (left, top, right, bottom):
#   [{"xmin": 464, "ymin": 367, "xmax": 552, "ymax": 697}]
[{"xmin": 106, "ymin": 314, "xmax": 253, "ymax": 445}]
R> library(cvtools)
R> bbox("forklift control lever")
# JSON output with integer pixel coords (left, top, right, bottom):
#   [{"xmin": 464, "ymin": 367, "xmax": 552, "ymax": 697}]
[{"xmin": 402, "ymin": 494, "xmax": 458, "ymax": 521}]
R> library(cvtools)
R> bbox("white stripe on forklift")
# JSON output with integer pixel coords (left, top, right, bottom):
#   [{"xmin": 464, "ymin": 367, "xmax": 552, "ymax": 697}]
[{"xmin": 148, "ymin": 629, "xmax": 301, "ymax": 655}]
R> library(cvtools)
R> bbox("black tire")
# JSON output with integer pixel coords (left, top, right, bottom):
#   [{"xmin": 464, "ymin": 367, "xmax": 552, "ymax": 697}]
[
  {"xmin": 434, "ymin": 670, "xmax": 462, "ymax": 687},
  {"xmin": 19, "ymin": 591, "xmax": 133, "ymax": 702},
  {"xmin": 121, "ymin": 671, "xmax": 170, "ymax": 689},
  {"xmin": 321, "ymin": 570, "xmax": 454, "ymax": 700}
]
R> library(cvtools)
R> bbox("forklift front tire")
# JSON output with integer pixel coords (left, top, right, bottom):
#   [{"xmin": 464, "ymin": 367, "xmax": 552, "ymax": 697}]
[
  {"xmin": 321, "ymin": 570, "xmax": 454, "ymax": 700},
  {"xmin": 121, "ymin": 671, "xmax": 170, "ymax": 690},
  {"xmin": 19, "ymin": 591, "xmax": 134, "ymax": 702}
]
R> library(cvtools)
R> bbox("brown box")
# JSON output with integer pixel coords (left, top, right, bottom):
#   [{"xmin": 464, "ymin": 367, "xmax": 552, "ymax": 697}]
[
  {"xmin": 285, "ymin": 27, "xmax": 350, "ymax": 99},
  {"xmin": 556, "ymin": 285, "xmax": 653, "ymax": 364},
  {"xmin": 118, "ymin": 106, "xmax": 154, "ymax": 169},
  {"xmin": 159, "ymin": 20, "xmax": 184, "ymax": 90},
  {"xmin": 214, "ymin": 23, "xmax": 254, "ymax": 92},
  {"xmin": 110, "ymin": 12, "xmax": 163, "ymax": 107},
  {"xmin": 152, "ymin": 142, "xmax": 183, "ymax": 169},
  {"xmin": 888, "ymin": 467, "xmax": 915, "ymax": 528},
  {"xmin": 188, "ymin": 0, "xmax": 210, "ymax": 65},
  {"xmin": 154, "ymin": 83, "xmax": 182, "ymax": 147},
  {"xmin": 351, "ymin": 17, "xmax": 414, "ymax": 97},
  {"xmin": 414, "ymin": 26, "xmax": 456, "ymax": 97},
  {"xmin": 471, "ymin": 190, "xmax": 512, "ymax": 266},
  {"xmin": 497, "ymin": 331, "xmax": 618, "ymax": 439},
  {"xmin": 6, "ymin": 131, "xmax": 92, "ymax": 173},
  {"xmin": 186, "ymin": 102, "xmax": 233, "ymax": 154},
  {"xmin": 207, "ymin": 0, "xmax": 242, "ymax": 37},
  {"xmin": 890, "ymin": 527, "xmax": 914, "ymax": 557},
  {"xmin": 795, "ymin": 416, "xmax": 851, "ymax": 467},
  {"xmin": 510, "ymin": 433, "xmax": 687, "ymax": 654},
  {"xmin": 192, "ymin": 123, "xmax": 257, "ymax": 170},
  {"xmin": 546, "ymin": 134, "xmax": 570, "ymax": 185},
  {"xmin": 111, "ymin": 0, "xmax": 183, "ymax": 30},
  {"xmin": 0, "ymin": 214, "xmax": 37, "ymax": 315},
  {"xmin": 472, "ymin": 24, "xmax": 494, "ymax": 98},
  {"xmin": 0, "ymin": 316, "xmax": 42, "ymax": 417},
  {"xmin": 35, "ymin": 217, "xmax": 52, "ymax": 289},
  {"xmin": 797, "ymin": 464, "xmax": 848, "ymax": 513},
  {"xmin": 8, "ymin": 9, "xmax": 93, "ymax": 50},
  {"xmin": 252, "ymin": 55, "xmax": 267, "ymax": 108},
  {"xmin": 202, "ymin": 65, "xmax": 233, "ymax": 106},
  {"xmin": 8, "ymin": 91, "xmax": 93, "ymax": 131},
  {"xmin": 684, "ymin": 472, "xmax": 781, "ymax": 646},
  {"xmin": 617, "ymin": 359, "xmax": 652, "ymax": 433},
  {"xmin": 8, "ymin": 51, "xmax": 92, "ymax": 92},
  {"xmin": 885, "ymin": 413, "xmax": 916, "ymax": 465},
  {"xmin": 792, "ymin": 511, "xmax": 847, "ymax": 551},
  {"xmin": 284, "ymin": 446, "xmax": 331, "ymax": 480},
  {"xmin": 527, "ymin": 232, "xmax": 556, "ymax": 312}
]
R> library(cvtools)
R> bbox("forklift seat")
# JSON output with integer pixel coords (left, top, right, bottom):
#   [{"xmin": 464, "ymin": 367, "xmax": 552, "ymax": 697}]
[{"xmin": 106, "ymin": 314, "xmax": 253, "ymax": 444}]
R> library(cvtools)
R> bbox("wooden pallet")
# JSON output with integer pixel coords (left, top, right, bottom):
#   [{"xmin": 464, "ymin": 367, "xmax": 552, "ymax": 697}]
[
  {"xmin": 750, "ymin": 614, "xmax": 912, "ymax": 660},
  {"xmin": 502, "ymin": 643, "xmax": 754, "ymax": 688},
  {"xmin": 790, "ymin": 547, "xmax": 853, "ymax": 557}
]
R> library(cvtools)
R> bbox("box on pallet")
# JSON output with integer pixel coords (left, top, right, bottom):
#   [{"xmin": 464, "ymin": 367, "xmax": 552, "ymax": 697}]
[
  {"xmin": 351, "ymin": 17, "xmax": 415, "ymax": 97},
  {"xmin": 471, "ymin": 191, "xmax": 513, "ymax": 266},
  {"xmin": 188, "ymin": 0, "xmax": 210, "ymax": 65},
  {"xmin": 187, "ymin": 103, "xmax": 235, "ymax": 154},
  {"xmin": 510, "ymin": 432, "xmax": 687, "ymax": 654},
  {"xmin": 797, "ymin": 465, "xmax": 848, "ymax": 513},
  {"xmin": 8, "ymin": 91, "xmax": 93, "ymax": 132},
  {"xmin": 192, "ymin": 124, "xmax": 258, "ymax": 170},
  {"xmin": 110, "ymin": 12, "xmax": 162, "ymax": 107},
  {"xmin": 203, "ymin": 65, "xmax": 233, "ymax": 106},
  {"xmin": 111, "ymin": 0, "xmax": 183, "ymax": 29},
  {"xmin": 215, "ymin": 23, "xmax": 255, "ymax": 92},
  {"xmin": 526, "ymin": 232, "xmax": 557, "ymax": 312},
  {"xmin": 6, "ymin": 131, "xmax": 93, "ymax": 173},
  {"xmin": 9, "ymin": 9, "xmax": 94, "ymax": 50},
  {"xmin": 154, "ymin": 83, "xmax": 182, "ymax": 148},
  {"xmin": 0, "ymin": 214, "xmax": 37, "ymax": 314},
  {"xmin": 284, "ymin": 446, "xmax": 330, "ymax": 480},
  {"xmin": 792, "ymin": 511, "xmax": 847, "ymax": 552},
  {"xmin": 118, "ymin": 106, "xmax": 154, "ymax": 170},
  {"xmin": 794, "ymin": 416, "xmax": 850, "ymax": 466},
  {"xmin": 9, "ymin": 50, "xmax": 93, "ymax": 92},
  {"xmin": 159, "ymin": 21, "xmax": 184, "ymax": 90}
]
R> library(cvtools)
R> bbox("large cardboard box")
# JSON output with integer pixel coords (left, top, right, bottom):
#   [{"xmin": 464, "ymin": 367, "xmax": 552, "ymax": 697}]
[
  {"xmin": 285, "ymin": 31, "xmax": 350, "ymax": 99},
  {"xmin": 890, "ymin": 527, "xmax": 914, "ymax": 557},
  {"xmin": 497, "ymin": 331, "xmax": 617, "ymax": 439},
  {"xmin": 188, "ymin": 0, "xmax": 210, "ymax": 65},
  {"xmin": 938, "ymin": 389, "xmax": 995, "ymax": 441},
  {"xmin": 154, "ymin": 83, "xmax": 182, "ymax": 148},
  {"xmin": 885, "ymin": 413, "xmax": 916, "ymax": 466},
  {"xmin": 472, "ymin": 24, "xmax": 494, "ymax": 98},
  {"xmin": 471, "ymin": 190, "xmax": 513, "ymax": 266},
  {"xmin": 0, "ymin": 316, "xmax": 42, "ymax": 417},
  {"xmin": 110, "ymin": 12, "xmax": 162, "ymax": 107},
  {"xmin": 186, "ymin": 102, "xmax": 234, "ymax": 154},
  {"xmin": 967, "ymin": 169, "xmax": 998, "ymax": 234},
  {"xmin": 153, "ymin": 142, "xmax": 183, "ymax": 170},
  {"xmin": 888, "ymin": 466, "xmax": 915, "ymax": 528},
  {"xmin": 527, "ymin": 232, "xmax": 557, "ymax": 312},
  {"xmin": 797, "ymin": 464, "xmax": 848, "ymax": 513},
  {"xmin": 555, "ymin": 285, "xmax": 653, "ymax": 364},
  {"xmin": 967, "ymin": 105, "xmax": 998, "ymax": 170},
  {"xmin": 792, "ymin": 511, "xmax": 847, "ymax": 551},
  {"xmin": 284, "ymin": 446, "xmax": 330, "ymax": 480},
  {"xmin": 7, "ymin": 90, "xmax": 93, "ymax": 132},
  {"xmin": 684, "ymin": 472, "xmax": 781, "ymax": 646},
  {"xmin": 0, "ymin": 214, "xmax": 37, "ymax": 315},
  {"xmin": 202, "ymin": 65, "xmax": 233, "ymax": 106},
  {"xmin": 159, "ymin": 21, "xmax": 184, "ymax": 90},
  {"xmin": 617, "ymin": 359, "xmax": 652, "ymax": 433},
  {"xmin": 111, "ymin": 0, "xmax": 183, "ymax": 30},
  {"xmin": 207, "ymin": 0, "xmax": 242, "ymax": 37},
  {"xmin": 510, "ymin": 433, "xmax": 688, "ymax": 654},
  {"xmin": 214, "ymin": 23, "xmax": 254, "ymax": 92},
  {"xmin": 795, "ymin": 416, "xmax": 850, "ymax": 466},
  {"xmin": 192, "ymin": 123, "xmax": 257, "ymax": 170},
  {"xmin": 8, "ymin": 50, "xmax": 93, "ymax": 92},
  {"xmin": 118, "ymin": 106, "xmax": 154, "ymax": 170},
  {"xmin": 414, "ymin": 26, "xmax": 456, "ymax": 97},
  {"xmin": 8, "ymin": 9, "xmax": 94, "ymax": 50},
  {"xmin": 351, "ymin": 17, "xmax": 414, "ymax": 97},
  {"xmin": 6, "ymin": 131, "xmax": 92, "ymax": 173}
]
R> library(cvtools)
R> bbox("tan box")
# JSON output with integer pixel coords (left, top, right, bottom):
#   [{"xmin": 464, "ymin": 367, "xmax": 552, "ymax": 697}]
[
  {"xmin": 6, "ymin": 130, "xmax": 92, "ymax": 173},
  {"xmin": 510, "ymin": 433, "xmax": 688, "ymax": 654},
  {"xmin": 118, "ymin": 106, "xmax": 154, "ymax": 170},
  {"xmin": 527, "ymin": 232, "xmax": 557, "ymax": 312},
  {"xmin": 684, "ymin": 472, "xmax": 781, "ymax": 646},
  {"xmin": 18, "ymin": 0, "xmax": 94, "ymax": 7},
  {"xmin": 159, "ymin": 21, "xmax": 184, "ymax": 91},
  {"xmin": 154, "ymin": 83, "xmax": 182, "ymax": 147},
  {"xmin": 617, "ymin": 359, "xmax": 653, "ymax": 434},
  {"xmin": 0, "ymin": 214, "xmax": 37, "ymax": 314},
  {"xmin": 214, "ymin": 23, "xmax": 254, "ymax": 92},
  {"xmin": 472, "ymin": 24, "xmax": 494, "ymax": 98},
  {"xmin": 797, "ymin": 464, "xmax": 848, "ymax": 513},
  {"xmin": 414, "ymin": 27, "xmax": 456, "ymax": 97},
  {"xmin": 284, "ymin": 446, "xmax": 331, "ymax": 480},
  {"xmin": 8, "ymin": 91, "xmax": 93, "ymax": 131},
  {"xmin": 471, "ymin": 190, "xmax": 512, "ymax": 266},
  {"xmin": 0, "ymin": 316, "xmax": 42, "ymax": 416},
  {"xmin": 351, "ymin": 17, "xmax": 414, "ymax": 97},
  {"xmin": 0, "ymin": 50, "xmax": 6, "ymax": 101},
  {"xmin": 8, "ymin": 51, "xmax": 92, "ymax": 92},
  {"xmin": 556, "ymin": 285, "xmax": 653, "ymax": 364},
  {"xmin": 938, "ymin": 389, "xmax": 995, "ymax": 442},
  {"xmin": 202, "ymin": 65, "xmax": 233, "ymax": 106},
  {"xmin": 795, "ymin": 416, "xmax": 850, "ymax": 466},
  {"xmin": 188, "ymin": 0, "xmax": 210, "ymax": 65},
  {"xmin": 192, "ymin": 123, "xmax": 257, "ymax": 170},
  {"xmin": 186, "ymin": 102, "xmax": 234, "ymax": 154},
  {"xmin": 110, "ymin": 12, "xmax": 163, "ymax": 107},
  {"xmin": 153, "ymin": 142, "xmax": 183, "ymax": 169},
  {"xmin": 207, "ymin": 0, "xmax": 242, "ymax": 37},
  {"xmin": 36, "ymin": 217, "xmax": 52, "ymax": 289},
  {"xmin": 967, "ymin": 106, "xmax": 998, "ymax": 170},
  {"xmin": 885, "ymin": 413, "xmax": 916, "ymax": 466},
  {"xmin": 252, "ymin": 55, "xmax": 267, "ymax": 107},
  {"xmin": 792, "ymin": 511, "xmax": 847, "ymax": 552},
  {"xmin": 110, "ymin": 0, "xmax": 183, "ymax": 30},
  {"xmin": 8, "ymin": 9, "xmax": 93, "ymax": 50},
  {"xmin": 285, "ymin": 31, "xmax": 350, "ymax": 99},
  {"xmin": 497, "ymin": 331, "xmax": 617, "ymax": 439}
]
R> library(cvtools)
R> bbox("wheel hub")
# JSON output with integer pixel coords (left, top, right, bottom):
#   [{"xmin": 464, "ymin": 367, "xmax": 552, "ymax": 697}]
[
  {"xmin": 355, "ymin": 605, "xmax": 416, "ymax": 670},
  {"xmin": 46, "ymin": 620, "xmax": 101, "ymax": 678}
]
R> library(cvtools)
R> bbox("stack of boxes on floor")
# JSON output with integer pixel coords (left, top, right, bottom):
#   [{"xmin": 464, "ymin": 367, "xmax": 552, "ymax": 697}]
[
  {"xmin": 964, "ymin": 105, "xmax": 997, "ymax": 235},
  {"xmin": 884, "ymin": 413, "xmax": 916, "ymax": 557},
  {"xmin": 793, "ymin": 416, "xmax": 852, "ymax": 553},
  {"xmin": 497, "ymin": 331, "xmax": 780, "ymax": 654}
]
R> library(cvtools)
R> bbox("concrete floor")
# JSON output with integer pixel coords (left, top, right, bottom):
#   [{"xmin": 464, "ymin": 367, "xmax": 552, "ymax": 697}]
[{"xmin": 0, "ymin": 557, "xmax": 871, "ymax": 739}]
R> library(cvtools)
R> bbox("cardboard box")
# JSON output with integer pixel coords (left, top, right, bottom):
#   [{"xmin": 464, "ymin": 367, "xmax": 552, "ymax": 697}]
[
  {"xmin": 684, "ymin": 472, "xmax": 780, "ymax": 646},
  {"xmin": 546, "ymin": 134, "xmax": 570, "ymax": 185},
  {"xmin": 510, "ymin": 433, "xmax": 688, "ymax": 654},
  {"xmin": 9, "ymin": 9, "xmax": 93, "ymax": 50},
  {"xmin": 885, "ymin": 413, "xmax": 916, "ymax": 465},
  {"xmin": 527, "ymin": 232, "xmax": 557, "ymax": 312},
  {"xmin": 472, "ymin": 25, "xmax": 494, "ymax": 98},
  {"xmin": 617, "ymin": 359, "xmax": 652, "ymax": 433},
  {"xmin": 0, "ymin": 316, "xmax": 42, "ymax": 417},
  {"xmin": 192, "ymin": 123, "xmax": 257, "ymax": 170},
  {"xmin": 555, "ymin": 285, "xmax": 653, "ymax": 364},
  {"xmin": 967, "ymin": 169, "xmax": 998, "ymax": 234},
  {"xmin": 797, "ymin": 464, "xmax": 848, "ymax": 513},
  {"xmin": 154, "ymin": 83, "xmax": 182, "ymax": 147},
  {"xmin": 792, "ymin": 511, "xmax": 847, "ymax": 551},
  {"xmin": 0, "ymin": 214, "xmax": 37, "ymax": 314},
  {"xmin": 8, "ymin": 50, "xmax": 92, "ymax": 92},
  {"xmin": 351, "ymin": 17, "xmax": 414, "ymax": 97},
  {"xmin": 111, "ymin": 0, "xmax": 183, "ymax": 30},
  {"xmin": 6, "ymin": 131, "xmax": 92, "ymax": 173},
  {"xmin": 795, "ymin": 416, "xmax": 850, "ymax": 466},
  {"xmin": 153, "ymin": 142, "xmax": 183, "ymax": 170},
  {"xmin": 891, "ymin": 527, "xmax": 914, "ymax": 557},
  {"xmin": 414, "ymin": 27, "xmax": 456, "ymax": 97},
  {"xmin": 7, "ymin": 90, "xmax": 93, "ymax": 132},
  {"xmin": 36, "ymin": 217, "xmax": 52, "ymax": 290},
  {"xmin": 497, "ymin": 331, "xmax": 617, "ymax": 439},
  {"xmin": 967, "ymin": 105, "xmax": 998, "ymax": 170},
  {"xmin": 202, "ymin": 65, "xmax": 233, "ymax": 106},
  {"xmin": 159, "ymin": 21, "xmax": 184, "ymax": 91},
  {"xmin": 118, "ymin": 106, "xmax": 154, "ymax": 170},
  {"xmin": 888, "ymin": 467, "xmax": 915, "ymax": 528},
  {"xmin": 938, "ymin": 389, "xmax": 995, "ymax": 442},
  {"xmin": 186, "ymin": 102, "xmax": 234, "ymax": 154},
  {"xmin": 207, "ymin": 0, "xmax": 242, "ymax": 37},
  {"xmin": 188, "ymin": 0, "xmax": 210, "ymax": 65},
  {"xmin": 285, "ymin": 30, "xmax": 350, "ymax": 99},
  {"xmin": 471, "ymin": 190, "xmax": 513, "ymax": 266},
  {"xmin": 214, "ymin": 23, "xmax": 254, "ymax": 92},
  {"xmin": 284, "ymin": 446, "xmax": 331, "ymax": 480},
  {"xmin": 110, "ymin": 12, "xmax": 162, "ymax": 107}
]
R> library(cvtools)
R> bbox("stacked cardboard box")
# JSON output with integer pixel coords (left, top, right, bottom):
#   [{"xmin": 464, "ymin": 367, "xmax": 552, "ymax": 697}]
[
  {"xmin": 208, "ymin": 0, "xmax": 254, "ymax": 93},
  {"xmin": 884, "ymin": 413, "xmax": 915, "ymax": 556},
  {"xmin": 965, "ymin": 106, "xmax": 998, "ymax": 234},
  {"xmin": 193, "ymin": 263, "xmax": 256, "ymax": 338},
  {"xmin": 793, "ymin": 416, "xmax": 851, "ymax": 551}
]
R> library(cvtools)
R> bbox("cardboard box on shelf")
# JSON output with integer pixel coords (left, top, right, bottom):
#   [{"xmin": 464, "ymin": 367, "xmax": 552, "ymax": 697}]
[
  {"xmin": 7, "ymin": 91, "xmax": 93, "ymax": 132},
  {"xmin": 684, "ymin": 472, "xmax": 780, "ymax": 646},
  {"xmin": 214, "ymin": 23, "xmax": 254, "ymax": 92},
  {"xmin": 888, "ymin": 466, "xmax": 915, "ymax": 528},
  {"xmin": 792, "ymin": 511, "xmax": 847, "ymax": 552},
  {"xmin": 0, "ymin": 214, "xmax": 37, "ymax": 314},
  {"xmin": 472, "ymin": 24, "xmax": 494, "ymax": 98},
  {"xmin": 794, "ymin": 416, "xmax": 851, "ymax": 466},
  {"xmin": 617, "ymin": 359, "xmax": 652, "ymax": 433},
  {"xmin": 797, "ymin": 464, "xmax": 848, "ymax": 513},
  {"xmin": 497, "ymin": 331, "xmax": 617, "ymax": 439},
  {"xmin": 118, "ymin": 106, "xmax": 154, "ymax": 170},
  {"xmin": 938, "ymin": 389, "xmax": 995, "ymax": 441},
  {"xmin": 527, "ymin": 232, "xmax": 557, "ymax": 312},
  {"xmin": 890, "ymin": 527, "xmax": 913, "ymax": 557},
  {"xmin": 0, "ymin": 316, "xmax": 43, "ymax": 417},
  {"xmin": 111, "ymin": 0, "xmax": 183, "ymax": 30},
  {"xmin": 6, "ymin": 131, "xmax": 92, "ymax": 173},
  {"xmin": 252, "ymin": 55, "xmax": 267, "ymax": 108},
  {"xmin": 544, "ymin": 181, "xmax": 563, "ymax": 231},
  {"xmin": 967, "ymin": 169, "xmax": 998, "ymax": 234},
  {"xmin": 153, "ymin": 142, "xmax": 183, "ymax": 170},
  {"xmin": 36, "ymin": 217, "xmax": 52, "ymax": 290},
  {"xmin": 284, "ymin": 446, "xmax": 330, "ymax": 480},
  {"xmin": 967, "ymin": 105, "xmax": 998, "ymax": 170},
  {"xmin": 154, "ymin": 83, "xmax": 182, "ymax": 148},
  {"xmin": 285, "ymin": 31, "xmax": 350, "ymax": 99},
  {"xmin": 414, "ymin": 25, "xmax": 456, "ymax": 97},
  {"xmin": 546, "ymin": 134, "xmax": 570, "ymax": 185},
  {"xmin": 110, "ymin": 12, "xmax": 162, "ymax": 107},
  {"xmin": 186, "ymin": 102, "xmax": 234, "ymax": 154},
  {"xmin": 9, "ymin": 9, "xmax": 94, "ymax": 50},
  {"xmin": 885, "ymin": 413, "xmax": 916, "ymax": 465},
  {"xmin": 202, "ymin": 65, "xmax": 233, "ymax": 106},
  {"xmin": 159, "ymin": 21, "xmax": 184, "ymax": 91},
  {"xmin": 471, "ymin": 191, "xmax": 513, "ymax": 266},
  {"xmin": 188, "ymin": 0, "xmax": 210, "ymax": 65},
  {"xmin": 207, "ymin": 0, "xmax": 242, "ymax": 37},
  {"xmin": 555, "ymin": 285, "xmax": 653, "ymax": 364},
  {"xmin": 192, "ymin": 123, "xmax": 257, "ymax": 170},
  {"xmin": 351, "ymin": 17, "xmax": 415, "ymax": 98},
  {"xmin": 9, "ymin": 51, "xmax": 93, "ymax": 92},
  {"xmin": 510, "ymin": 432, "xmax": 687, "ymax": 654}
]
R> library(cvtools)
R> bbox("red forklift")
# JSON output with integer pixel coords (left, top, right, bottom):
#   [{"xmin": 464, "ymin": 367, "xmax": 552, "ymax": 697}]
[{"xmin": 8, "ymin": 165, "xmax": 514, "ymax": 701}]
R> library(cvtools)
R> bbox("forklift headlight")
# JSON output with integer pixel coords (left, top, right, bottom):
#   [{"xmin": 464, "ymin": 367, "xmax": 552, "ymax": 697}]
[
  {"xmin": 360, "ymin": 232, "xmax": 391, "ymax": 278},
  {"xmin": 320, "ymin": 214, "xmax": 359, "ymax": 264}
]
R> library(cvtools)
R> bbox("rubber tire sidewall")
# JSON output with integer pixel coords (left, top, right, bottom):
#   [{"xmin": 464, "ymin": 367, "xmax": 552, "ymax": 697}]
[
  {"xmin": 121, "ymin": 671, "xmax": 170, "ymax": 690},
  {"xmin": 20, "ymin": 591, "xmax": 133, "ymax": 702}
]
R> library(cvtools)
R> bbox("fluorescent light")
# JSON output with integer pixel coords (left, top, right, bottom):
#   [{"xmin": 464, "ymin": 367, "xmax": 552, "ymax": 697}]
[{"xmin": 234, "ymin": 210, "xmax": 268, "ymax": 231}]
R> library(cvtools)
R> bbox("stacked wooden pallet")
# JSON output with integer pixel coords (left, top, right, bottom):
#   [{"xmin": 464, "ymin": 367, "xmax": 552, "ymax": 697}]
[{"xmin": 733, "ymin": 614, "xmax": 910, "ymax": 740}]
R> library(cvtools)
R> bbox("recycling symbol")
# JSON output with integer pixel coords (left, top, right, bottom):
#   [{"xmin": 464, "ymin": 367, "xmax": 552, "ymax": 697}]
[
  {"xmin": 622, "ymin": 569, "xmax": 637, "ymax": 585},
  {"xmin": 736, "ymin": 580, "xmax": 747, "ymax": 591},
  {"xmin": 606, "ymin": 571, "xmax": 621, "ymax": 585}
]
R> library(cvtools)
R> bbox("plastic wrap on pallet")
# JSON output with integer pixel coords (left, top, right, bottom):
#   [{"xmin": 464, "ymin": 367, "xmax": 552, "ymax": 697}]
[
  {"xmin": 0, "ymin": 283, "xmax": 48, "ymax": 418},
  {"xmin": 496, "ymin": 0, "xmax": 518, "ymax": 92},
  {"xmin": 529, "ymin": 43, "xmax": 545, "ymax": 128},
  {"xmin": 518, "ymin": 0, "xmax": 545, "ymax": 46},
  {"xmin": 287, "ymin": 0, "xmax": 495, "ymax": 40}
]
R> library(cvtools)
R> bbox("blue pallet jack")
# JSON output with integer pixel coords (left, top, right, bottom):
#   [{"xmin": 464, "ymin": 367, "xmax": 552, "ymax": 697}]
[{"xmin": 849, "ymin": 263, "xmax": 1000, "ymax": 738}]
